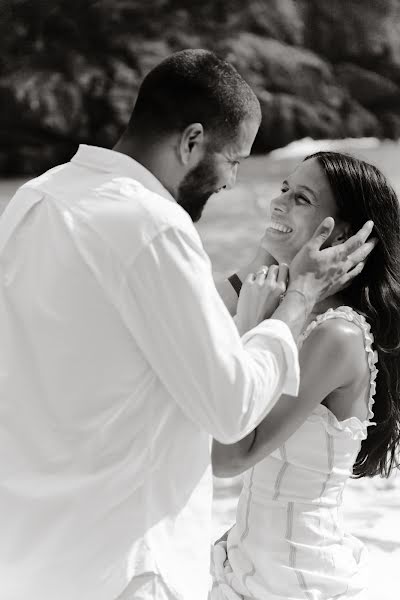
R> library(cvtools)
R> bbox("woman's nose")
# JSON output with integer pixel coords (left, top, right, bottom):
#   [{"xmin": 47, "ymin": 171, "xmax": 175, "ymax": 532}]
[{"xmin": 271, "ymin": 194, "xmax": 290, "ymax": 214}]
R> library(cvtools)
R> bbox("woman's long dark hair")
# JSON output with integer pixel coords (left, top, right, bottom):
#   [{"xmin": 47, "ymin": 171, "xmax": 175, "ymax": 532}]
[{"xmin": 305, "ymin": 151, "xmax": 400, "ymax": 478}]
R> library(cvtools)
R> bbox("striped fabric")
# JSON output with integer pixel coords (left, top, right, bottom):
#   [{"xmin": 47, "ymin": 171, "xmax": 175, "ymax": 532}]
[{"xmin": 211, "ymin": 306, "xmax": 377, "ymax": 600}]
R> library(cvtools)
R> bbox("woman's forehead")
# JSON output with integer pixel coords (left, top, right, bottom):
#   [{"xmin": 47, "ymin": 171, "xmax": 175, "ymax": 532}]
[{"xmin": 289, "ymin": 158, "xmax": 335, "ymax": 203}]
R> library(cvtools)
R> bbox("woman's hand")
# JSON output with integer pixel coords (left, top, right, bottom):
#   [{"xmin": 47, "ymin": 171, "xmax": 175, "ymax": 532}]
[
  {"xmin": 236, "ymin": 239, "xmax": 277, "ymax": 284},
  {"xmin": 235, "ymin": 264, "xmax": 289, "ymax": 336},
  {"xmin": 214, "ymin": 239, "xmax": 277, "ymax": 317}
]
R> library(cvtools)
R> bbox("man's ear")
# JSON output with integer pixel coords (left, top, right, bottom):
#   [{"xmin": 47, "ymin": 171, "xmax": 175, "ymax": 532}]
[
  {"xmin": 330, "ymin": 222, "xmax": 352, "ymax": 246},
  {"xmin": 179, "ymin": 123, "xmax": 204, "ymax": 166}
]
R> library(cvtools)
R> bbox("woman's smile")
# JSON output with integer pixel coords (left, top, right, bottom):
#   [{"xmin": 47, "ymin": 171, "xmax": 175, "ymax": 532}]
[{"xmin": 266, "ymin": 220, "xmax": 293, "ymax": 235}]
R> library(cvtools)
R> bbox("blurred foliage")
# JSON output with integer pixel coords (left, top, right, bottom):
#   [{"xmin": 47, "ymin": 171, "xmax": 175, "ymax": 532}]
[{"xmin": 0, "ymin": 0, "xmax": 400, "ymax": 174}]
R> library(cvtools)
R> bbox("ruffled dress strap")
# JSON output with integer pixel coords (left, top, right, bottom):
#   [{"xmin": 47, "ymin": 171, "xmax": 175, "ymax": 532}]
[{"xmin": 298, "ymin": 306, "xmax": 379, "ymax": 435}]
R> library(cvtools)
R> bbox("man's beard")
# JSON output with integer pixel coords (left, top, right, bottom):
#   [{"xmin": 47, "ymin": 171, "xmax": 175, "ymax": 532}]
[{"xmin": 176, "ymin": 155, "xmax": 221, "ymax": 223}]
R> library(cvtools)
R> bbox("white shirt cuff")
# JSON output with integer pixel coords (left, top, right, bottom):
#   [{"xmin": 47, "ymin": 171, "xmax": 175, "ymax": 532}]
[{"xmin": 241, "ymin": 319, "xmax": 300, "ymax": 397}]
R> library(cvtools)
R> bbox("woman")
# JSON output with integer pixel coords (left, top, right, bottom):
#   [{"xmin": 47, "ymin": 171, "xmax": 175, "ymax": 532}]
[{"xmin": 211, "ymin": 151, "xmax": 400, "ymax": 600}]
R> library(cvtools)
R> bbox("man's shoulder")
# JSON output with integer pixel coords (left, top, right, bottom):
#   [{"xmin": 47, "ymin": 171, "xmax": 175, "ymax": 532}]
[
  {"xmin": 118, "ymin": 177, "xmax": 191, "ymax": 229},
  {"xmin": 96, "ymin": 175, "xmax": 195, "ymax": 237},
  {"xmin": 80, "ymin": 174, "xmax": 200, "ymax": 265}
]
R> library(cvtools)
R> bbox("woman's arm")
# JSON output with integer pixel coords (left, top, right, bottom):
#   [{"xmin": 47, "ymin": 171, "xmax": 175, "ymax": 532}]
[{"xmin": 212, "ymin": 318, "xmax": 365, "ymax": 477}]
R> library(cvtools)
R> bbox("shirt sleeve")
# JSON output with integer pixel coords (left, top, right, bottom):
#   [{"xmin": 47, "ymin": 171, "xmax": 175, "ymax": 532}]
[{"xmin": 124, "ymin": 225, "xmax": 300, "ymax": 444}]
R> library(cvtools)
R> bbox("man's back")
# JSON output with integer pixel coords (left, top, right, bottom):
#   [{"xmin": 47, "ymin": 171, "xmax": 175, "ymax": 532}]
[{"xmin": 0, "ymin": 147, "xmax": 213, "ymax": 599}]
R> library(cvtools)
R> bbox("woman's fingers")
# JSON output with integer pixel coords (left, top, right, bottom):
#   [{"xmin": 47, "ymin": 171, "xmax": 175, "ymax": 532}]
[
  {"xmin": 245, "ymin": 272, "xmax": 256, "ymax": 284},
  {"xmin": 277, "ymin": 263, "xmax": 289, "ymax": 286},
  {"xmin": 255, "ymin": 265, "xmax": 269, "ymax": 286},
  {"xmin": 265, "ymin": 264, "xmax": 278, "ymax": 282}
]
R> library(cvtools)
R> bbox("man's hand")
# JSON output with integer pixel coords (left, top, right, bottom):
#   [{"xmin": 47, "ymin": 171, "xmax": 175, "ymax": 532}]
[
  {"xmin": 235, "ymin": 264, "xmax": 289, "ymax": 336},
  {"xmin": 288, "ymin": 217, "xmax": 376, "ymax": 309}
]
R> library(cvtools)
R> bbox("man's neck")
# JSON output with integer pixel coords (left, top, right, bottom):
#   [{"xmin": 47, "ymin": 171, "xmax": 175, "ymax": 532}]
[{"xmin": 113, "ymin": 135, "xmax": 177, "ymax": 200}]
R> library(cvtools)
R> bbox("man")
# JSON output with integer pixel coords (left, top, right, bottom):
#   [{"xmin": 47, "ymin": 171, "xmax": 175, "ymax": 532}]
[{"xmin": 0, "ymin": 50, "xmax": 374, "ymax": 600}]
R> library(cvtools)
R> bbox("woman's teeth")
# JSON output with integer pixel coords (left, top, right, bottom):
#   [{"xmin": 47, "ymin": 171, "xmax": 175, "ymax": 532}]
[{"xmin": 268, "ymin": 221, "xmax": 293, "ymax": 233}]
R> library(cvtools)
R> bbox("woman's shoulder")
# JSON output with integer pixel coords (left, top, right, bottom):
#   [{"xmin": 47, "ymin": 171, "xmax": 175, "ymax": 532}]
[
  {"xmin": 301, "ymin": 307, "xmax": 371, "ymax": 380},
  {"xmin": 302, "ymin": 306, "xmax": 369, "ymax": 342}
]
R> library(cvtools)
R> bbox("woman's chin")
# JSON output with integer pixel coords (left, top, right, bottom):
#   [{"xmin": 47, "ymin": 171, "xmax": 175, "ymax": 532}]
[{"xmin": 262, "ymin": 244, "xmax": 293, "ymax": 266}]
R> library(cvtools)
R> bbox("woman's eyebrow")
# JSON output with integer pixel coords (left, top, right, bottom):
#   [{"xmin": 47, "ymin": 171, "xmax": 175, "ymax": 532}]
[
  {"xmin": 298, "ymin": 184, "xmax": 318, "ymax": 201},
  {"xmin": 283, "ymin": 179, "xmax": 319, "ymax": 203}
]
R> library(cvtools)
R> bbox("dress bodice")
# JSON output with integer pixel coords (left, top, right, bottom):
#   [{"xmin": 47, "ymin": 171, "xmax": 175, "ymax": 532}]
[
  {"xmin": 211, "ymin": 307, "xmax": 378, "ymax": 600},
  {"xmin": 244, "ymin": 306, "xmax": 378, "ymax": 508}
]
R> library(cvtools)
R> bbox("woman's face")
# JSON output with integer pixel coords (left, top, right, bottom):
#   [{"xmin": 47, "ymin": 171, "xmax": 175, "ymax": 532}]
[{"xmin": 264, "ymin": 158, "xmax": 345, "ymax": 263}]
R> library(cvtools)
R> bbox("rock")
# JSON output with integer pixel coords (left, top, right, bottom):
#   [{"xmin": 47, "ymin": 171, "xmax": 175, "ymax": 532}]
[
  {"xmin": 380, "ymin": 111, "xmax": 400, "ymax": 139},
  {"xmin": 0, "ymin": 69, "xmax": 85, "ymax": 175},
  {"xmin": 112, "ymin": 38, "xmax": 172, "ymax": 78},
  {"xmin": 254, "ymin": 92, "xmax": 344, "ymax": 153},
  {"xmin": 105, "ymin": 58, "xmax": 140, "ymax": 127},
  {"xmin": 241, "ymin": 0, "xmax": 304, "ymax": 46},
  {"xmin": 0, "ymin": 70, "xmax": 85, "ymax": 137},
  {"xmin": 1, "ymin": 0, "xmax": 400, "ymax": 175},
  {"xmin": 336, "ymin": 63, "xmax": 400, "ymax": 108},
  {"xmin": 340, "ymin": 98, "xmax": 383, "ymax": 138},
  {"xmin": 0, "ymin": 135, "xmax": 76, "ymax": 176},
  {"xmin": 219, "ymin": 34, "xmax": 345, "ymax": 108},
  {"xmin": 302, "ymin": 0, "xmax": 400, "ymax": 70}
]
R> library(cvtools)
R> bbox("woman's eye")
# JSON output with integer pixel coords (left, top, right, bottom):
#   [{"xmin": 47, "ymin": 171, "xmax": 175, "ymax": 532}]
[
  {"xmin": 280, "ymin": 187, "xmax": 289, "ymax": 193},
  {"xmin": 297, "ymin": 195, "xmax": 311, "ymax": 204}
]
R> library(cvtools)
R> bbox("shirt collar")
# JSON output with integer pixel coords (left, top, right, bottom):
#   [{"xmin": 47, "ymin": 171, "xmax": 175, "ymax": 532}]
[{"xmin": 70, "ymin": 144, "xmax": 175, "ymax": 203}]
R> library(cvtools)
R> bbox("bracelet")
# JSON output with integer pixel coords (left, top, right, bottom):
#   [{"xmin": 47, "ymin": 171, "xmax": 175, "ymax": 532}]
[
  {"xmin": 284, "ymin": 289, "xmax": 309, "ymax": 305},
  {"xmin": 228, "ymin": 273, "xmax": 242, "ymax": 296}
]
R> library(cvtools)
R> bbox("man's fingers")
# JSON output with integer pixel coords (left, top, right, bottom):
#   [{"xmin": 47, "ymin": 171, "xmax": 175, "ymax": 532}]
[
  {"xmin": 340, "ymin": 260, "xmax": 365, "ymax": 286},
  {"xmin": 347, "ymin": 238, "xmax": 377, "ymax": 268},
  {"xmin": 309, "ymin": 217, "xmax": 335, "ymax": 250},
  {"xmin": 341, "ymin": 220, "xmax": 374, "ymax": 257}
]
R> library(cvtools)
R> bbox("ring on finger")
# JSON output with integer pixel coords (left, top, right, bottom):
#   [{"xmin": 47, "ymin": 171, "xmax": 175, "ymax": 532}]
[{"xmin": 256, "ymin": 267, "xmax": 268, "ymax": 276}]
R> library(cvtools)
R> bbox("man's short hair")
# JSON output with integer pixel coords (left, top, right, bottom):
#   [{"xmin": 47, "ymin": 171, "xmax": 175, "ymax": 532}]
[{"xmin": 128, "ymin": 49, "xmax": 261, "ymax": 149}]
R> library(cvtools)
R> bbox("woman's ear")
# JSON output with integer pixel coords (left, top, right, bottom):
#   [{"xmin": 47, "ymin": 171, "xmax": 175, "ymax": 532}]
[{"xmin": 330, "ymin": 222, "xmax": 352, "ymax": 247}]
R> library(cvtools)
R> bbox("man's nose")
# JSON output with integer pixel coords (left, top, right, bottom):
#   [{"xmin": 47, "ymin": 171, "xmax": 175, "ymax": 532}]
[{"xmin": 225, "ymin": 165, "xmax": 238, "ymax": 191}]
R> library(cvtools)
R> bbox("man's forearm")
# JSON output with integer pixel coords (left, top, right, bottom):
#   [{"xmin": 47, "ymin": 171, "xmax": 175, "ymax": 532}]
[{"xmin": 271, "ymin": 290, "xmax": 313, "ymax": 343}]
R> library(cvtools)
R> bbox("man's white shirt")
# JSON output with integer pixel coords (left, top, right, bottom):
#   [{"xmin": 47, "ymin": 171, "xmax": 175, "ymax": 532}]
[{"xmin": 0, "ymin": 145, "xmax": 299, "ymax": 599}]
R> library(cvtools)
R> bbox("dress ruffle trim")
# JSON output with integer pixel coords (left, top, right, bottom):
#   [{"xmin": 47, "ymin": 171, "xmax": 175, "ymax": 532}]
[{"xmin": 299, "ymin": 306, "xmax": 378, "ymax": 440}]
